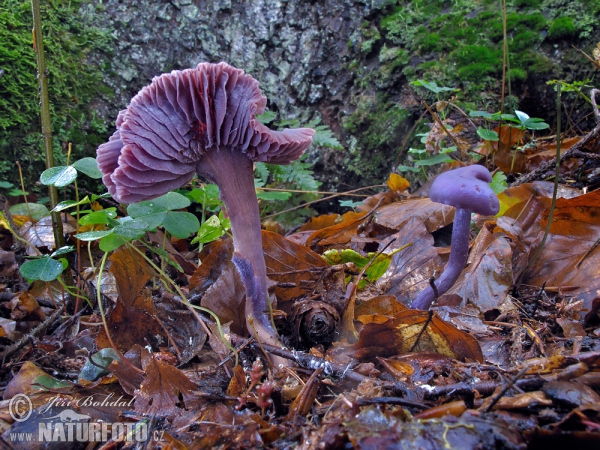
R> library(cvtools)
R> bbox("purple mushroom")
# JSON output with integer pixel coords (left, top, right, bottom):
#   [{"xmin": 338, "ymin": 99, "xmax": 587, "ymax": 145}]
[
  {"xmin": 410, "ymin": 165, "xmax": 500, "ymax": 310},
  {"xmin": 97, "ymin": 62, "xmax": 315, "ymax": 364}
]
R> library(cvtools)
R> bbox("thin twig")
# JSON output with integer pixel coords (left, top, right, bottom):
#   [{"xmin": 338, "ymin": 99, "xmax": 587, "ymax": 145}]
[
  {"xmin": 263, "ymin": 184, "xmax": 386, "ymax": 219},
  {"xmin": 511, "ymin": 88, "xmax": 600, "ymax": 187},
  {"xmin": 421, "ymin": 101, "xmax": 464, "ymax": 158},
  {"xmin": 1, "ymin": 304, "xmax": 65, "ymax": 366}
]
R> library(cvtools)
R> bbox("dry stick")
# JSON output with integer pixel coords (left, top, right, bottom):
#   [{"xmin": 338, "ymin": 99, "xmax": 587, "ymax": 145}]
[
  {"xmin": 1, "ymin": 304, "xmax": 65, "ymax": 367},
  {"xmin": 262, "ymin": 184, "xmax": 386, "ymax": 219},
  {"xmin": 521, "ymin": 84, "xmax": 562, "ymax": 274},
  {"xmin": 30, "ymin": 0, "xmax": 65, "ymax": 250},
  {"xmin": 259, "ymin": 187, "xmax": 370, "ymax": 197},
  {"xmin": 393, "ymin": 110, "xmax": 428, "ymax": 172},
  {"xmin": 421, "ymin": 101, "xmax": 464, "ymax": 159},
  {"xmin": 511, "ymin": 88, "xmax": 600, "ymax": 187},
  {"xmin": 484, "ymin": 366, "xmax": 529, "ymax": 413},
  {"xmin": 251, "ymin": 342, "xmax": 367, "ymax": 384}
]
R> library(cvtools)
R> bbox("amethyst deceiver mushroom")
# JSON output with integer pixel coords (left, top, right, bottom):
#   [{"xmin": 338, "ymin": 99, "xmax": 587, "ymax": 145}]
[
  {"xmin": 410, "ymin": 165, "xmax": 500, "ymax": 310},
  {"xmin": 97, "ymin": 62, "xmax": 315, "ymax": 363}
]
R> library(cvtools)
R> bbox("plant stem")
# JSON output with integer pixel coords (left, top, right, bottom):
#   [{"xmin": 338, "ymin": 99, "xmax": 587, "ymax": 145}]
[{"xmin": 30, "ymin": 0, "xmax": 65, "ymax": 250}]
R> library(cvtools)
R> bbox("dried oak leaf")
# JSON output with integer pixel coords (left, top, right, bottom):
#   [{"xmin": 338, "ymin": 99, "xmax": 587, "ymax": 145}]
[
  {"xmin": 353, "ymin": 310, "xmax": 483, "ymax": 362},
  {"xmin": 374, "ymin": 197, "xmax": 455, "ymax": 234},
  {"xmin": 376, "ymin": 217, "xmax": 443, "ymax": 305},
  {"xmin": 491, "ymin": 125, "xmax": 526, "ymax": 174},
  {"xmin": 305, "ymin": 211, "xmax": 368, "ymax": 251},
  {"xmin": 440, "ymin": 221, "xmax": 513, "ymax": 312},
  {"xmin": 521, "ymin": 189, "xmax": 600, "ymax": 321},
  {"xmin": 263, "ymin": 230, "xmax": 329, "ymax": 304},
  {"xmin": 109, "ymin": 245, "xmax": 155, "ymax": 307},
  {"xmin": 96, "ymin": 298, "xmax": 167, "ymax": 353},
  {"xmin": 153, "ymin": 293, "xmax": 208, "ymax": 365},
  {"xmin": 134, "ymin": 349, "xmax": 202, "ymax": 415}
]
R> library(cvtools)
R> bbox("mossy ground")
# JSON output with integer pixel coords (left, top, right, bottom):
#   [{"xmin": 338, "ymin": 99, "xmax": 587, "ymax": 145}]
[
  {"xmin": 0, "ymin": 0, "xmax": 112, "ymax": 194},
  {"xmin": 343, "ymin": 0, "xmax": 600, "ymax": 182}
]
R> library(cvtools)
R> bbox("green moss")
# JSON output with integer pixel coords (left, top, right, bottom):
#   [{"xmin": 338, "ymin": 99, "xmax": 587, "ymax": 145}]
[
  {"xmin": 416, "ymin": 32, "xmax": 441, "ymax": 53},
  {"xmin": 513, "ymin": 0, "xmax": 541, "ymax": 6},
  {"xmin": 453, "ymin": 45, "xmax": 502, "ymax": 81},
  {"xmin": 343, "ymin": 94, "xmax": 409, "ymax": 181},
  {"xmin": 0, "ymin": 0, "xmax": 113, "ymax": 190},
  {"xmin": 509, "ymin": 67, "xmax": 528, "ymax": 81},
  {"xmin": 548, "ymin": 17, "xmax": 576, "ymax": 40}
]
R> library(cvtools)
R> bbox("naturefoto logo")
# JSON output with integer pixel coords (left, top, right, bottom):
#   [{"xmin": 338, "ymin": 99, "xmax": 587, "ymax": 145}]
[{"xmin": 8, "ymin": 393, "xmax": 162, "ymax": 443}]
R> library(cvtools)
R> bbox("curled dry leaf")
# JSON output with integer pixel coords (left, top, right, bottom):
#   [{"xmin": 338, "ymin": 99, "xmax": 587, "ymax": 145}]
[
  {"xmin": 374, "ymin": 197, "xmax": 455, "ymax": 234},
  {"xmin": 353, "ymin": 310, "xmax": 483, "ymax": 362},
  {"xmin": 440, "ymin": 221, "xmax": 513, "ymax": 312},
  {"xmin": 376, "ymin": 217, "xmax": 442, "ymax": 305},
  {"xmin": 108, "ymin": 246, "xmax": 156, "ymax": 307},
  {"xmin": 521, "ymin": 189, "xmax": 600, "ymax": 321},
  {"xmin": 492, "ymin": 125, "xmax": 526, "ymax": 174},
  {"xmin": 134, "ymin": 348, "xmax": 203, "ymax": 415},
  {"xmin": 153, "ymin": 293, "xmax": 208, "ymax": 365},
  {"xmin": 304, "ymin": 211, "xmax": 368, "ymax": 251},
  {"xmin": 96, "ymin": 299, "xmax": 167, "ymax": 353},
  {"xmin": 263, "ymin": 230, "xmax": 329, "ymax": 304}
]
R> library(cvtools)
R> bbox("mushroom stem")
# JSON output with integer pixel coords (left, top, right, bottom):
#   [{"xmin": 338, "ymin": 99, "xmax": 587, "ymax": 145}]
[
  {"xmin": 197, "ymin": 148, "xmax": 287, "ymax": 365},
  {"xmin": 410, "ymin": 208, "xmax": 471, "ymax": 310}
]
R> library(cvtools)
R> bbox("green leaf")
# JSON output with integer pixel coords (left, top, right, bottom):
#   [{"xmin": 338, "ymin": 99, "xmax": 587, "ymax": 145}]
[
  {"xmin": 312, "ymin": 125, "xmax": 343, "ymax": 150},
  {"xmin": 9, "ymin": 203, "xmax": 50, "ymax": 221},
  {"xmin": 186, "ymin": 185, "xmax": 222, "ymax": 210},
  {"xmin": 53, "ymin": 196, "xmax": 92, "ymax": 212},
  {"xmin": 78, "ymin": 209, "xmax": 117, "ymax": 226},
  {"xmin": 397, "ymin": 165, "xmax": 421, "ymax": 173},
  {"xmin": 254, "ymin": 163, "xmax": 270, "ymax": 185},
  {"xmin": 127, "ymin": 201, "xmax": 168, "ymax": 229},
  {"xmin": 410, "ymin": 79, "xmax": 459, "ymax": 94},
  {"xmin": 477, "ymin": 127, "xmax": 499, "ymax": 141},
  {"xmin": 256, "ymin": 110, "xmax": 277, "ymax": 124},
  {"xmin": 490, "ymin": 171, "xmax": 508, "ymax": 195},
  {"xmin": 514, "ymin": 110, "xmax": 530, "ymax": 125},
  {"xmin": 112, "ymin": 219, "xmax": 148, "ymax": 239},
  {"xmin": 469, "ymin": 110, "xmax": 494, "ymax": 119},
  {"xmin": 523, "ymin": 118, "xmax": 549, "ymax": 130},
  {"xmin": 0, "ymin": 181, "xmax": 14, "ymax": 189},
  {"xmin": 256, "ymin": 190, "xmax": 293, "ymax": 201},
  {"xmin": 339, "ymin": 199, "xmax": 363, "ymax": 208},
  {"xmin": 191, "ymin": 215, "xmax": 225, "ymax": 245},
  {"xmin": 99, "ymin": 234, "xmax": 130, "ymax": 252},
  {"xmin": 414, "ymin": 153, "xmax": 455, "ymax": 166},
  {"xmin": 163, "ymin": 211, "xmax": 200, "ymax": 239},
  {"xmin": 151, "ymin": 191, "xmax": 191, "ymax": 211},
  {"xmin": 8, "ymin": 189, "xmax": 28, "ymax": 197},
  {"xmin": 19, "ymin": 256, "xmax": 65, "ymax": 282},
  {"xmin": 51, "ymin": 246, "xmax": 75, "ymax": 257},
  {"xmin": 40, "ymin": 166, "xmax": 78, "ymax": 187},
  {"xmin": 72, "ymin": 157, "xmax": 102, "ymax": 179},
  {"xmin": 74, "ymin": 230, "xmax": 114, "ymax": 241},
  {"xmin": 78, "ymin": 348, "xmax": 120, "ymax": 382}
]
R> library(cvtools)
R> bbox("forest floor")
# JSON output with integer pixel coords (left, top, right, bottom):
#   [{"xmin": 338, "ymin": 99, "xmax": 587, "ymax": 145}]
[{"xmin": 0, "ymin": 90, "xmax": 600, "ymax": 449}]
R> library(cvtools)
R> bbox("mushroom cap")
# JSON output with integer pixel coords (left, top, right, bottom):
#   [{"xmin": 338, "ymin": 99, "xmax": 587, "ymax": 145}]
[
  {"xmin": 97, "ymin": 62, "xmax": 315, "ymax": 204},
  {"xmin": 429, "ymin": 165, "xmax": 500, "ymax": 216}
]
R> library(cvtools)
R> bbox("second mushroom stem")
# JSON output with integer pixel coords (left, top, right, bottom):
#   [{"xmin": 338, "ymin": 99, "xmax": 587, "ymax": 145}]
[
  {"xmin": 197, "ymin": 148, "xmax": 287, "ymax": 366},
  {"xmin": 410, "ymin": 208, "xmax": 471, "ymax": 310}
]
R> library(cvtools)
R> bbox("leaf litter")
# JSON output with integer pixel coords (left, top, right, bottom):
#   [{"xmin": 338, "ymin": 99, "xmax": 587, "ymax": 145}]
[{"xmin": 1, "ymin": 107, "xmax": 600, "ymax": 450}]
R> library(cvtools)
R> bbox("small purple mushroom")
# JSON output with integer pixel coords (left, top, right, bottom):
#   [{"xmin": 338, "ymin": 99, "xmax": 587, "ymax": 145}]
[
  {"xmin": 97, "ymin": 62, "xmax": 315, "ymax": 364},
  {"xmin": 410, "ymin": 165, "xmax": 500, "ymax": 310}
]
